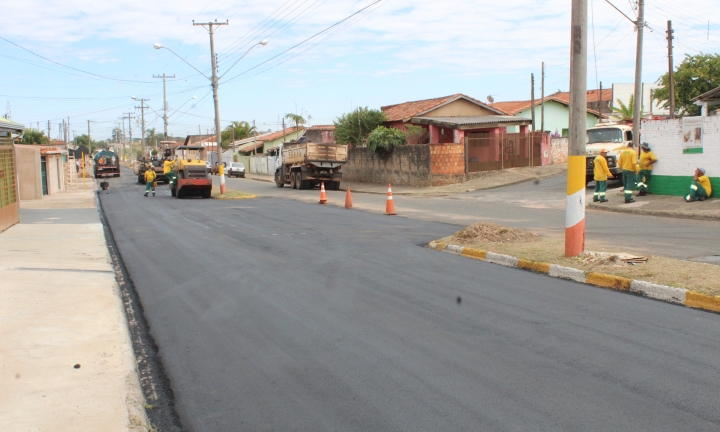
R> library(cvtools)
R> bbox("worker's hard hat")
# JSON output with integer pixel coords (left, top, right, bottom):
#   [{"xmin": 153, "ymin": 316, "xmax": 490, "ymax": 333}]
[{"xmin": 600, "ymin": 148, "xmax": 608, "ymax": 153}]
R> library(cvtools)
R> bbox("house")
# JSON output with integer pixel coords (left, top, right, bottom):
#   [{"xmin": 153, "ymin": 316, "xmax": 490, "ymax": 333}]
[
  {"xmin": 304, "ymin": 125, "xmax": 335, "ymax": 144},
  {"xmin": 0, "ymin": 119, "xmax": 24, "ymax": 232},
  {"xmin": 490, "ymin": 96, "xmax": 605, "ymax": 135},
  {"xmin": 14, "ymin": 143, "xmax": 68, "ymax": 200},
  {"xmin": 550, "ymin": 88, "xmax": 613, "ymax": 116},
  {"xmin": 611, "ymin": 83, "xmax": 669, "ymax": 118},
  {"xmin": 691, "ymin": 85, "xmax": 720, "ymax": 116},
  {"xmin": 382, "ymin": 93, "xmax": 531, "ymax": 144},
  {"xmin": 230, "ymin": 127, "xmax": 305, "ymax": 175}
]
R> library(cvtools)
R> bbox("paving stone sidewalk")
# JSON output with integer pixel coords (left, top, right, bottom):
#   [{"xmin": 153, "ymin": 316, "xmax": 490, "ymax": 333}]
[{"xmin": 0, "ymin": 191, "xmax": 147, "ymax": 431}]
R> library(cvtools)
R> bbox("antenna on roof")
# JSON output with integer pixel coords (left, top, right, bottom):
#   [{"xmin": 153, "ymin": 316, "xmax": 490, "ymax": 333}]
[{"xmin": 487, "ymin": 95, "xmax": 494, "ymax": 103}]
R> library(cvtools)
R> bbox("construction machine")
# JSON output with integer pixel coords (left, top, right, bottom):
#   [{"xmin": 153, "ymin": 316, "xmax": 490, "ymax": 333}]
[{"xmin": 168, "ymin": 145, "xmax": 212, "ymax": 198}]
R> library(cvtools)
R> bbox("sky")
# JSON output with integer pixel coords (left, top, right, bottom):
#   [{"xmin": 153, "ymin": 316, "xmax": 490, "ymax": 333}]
[{"xmin": 1, "ymin": 0, "xmax": 719, "ymax": 141}]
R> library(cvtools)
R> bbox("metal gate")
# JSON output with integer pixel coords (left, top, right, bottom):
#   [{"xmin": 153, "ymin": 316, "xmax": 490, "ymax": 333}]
[{"xmin": 466, "ymin": 132, "xmax": 544, "ymax": 172}]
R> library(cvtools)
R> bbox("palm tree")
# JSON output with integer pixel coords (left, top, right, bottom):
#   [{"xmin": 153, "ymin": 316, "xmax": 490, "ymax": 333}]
[
  {"xmin": 222, "ymin": 121, "xmax": 256, "ymax": 145},
  {"xmin": 610, "ymin": 95, "xmax": 643, "ymax": 122},
  {"xmin": 284, "ymin": 113, "xmax": 306, "ymax": 129}
]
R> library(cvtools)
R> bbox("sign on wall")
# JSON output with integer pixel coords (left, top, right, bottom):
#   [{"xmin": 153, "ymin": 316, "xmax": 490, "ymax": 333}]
[{"xmin": 682, "ymin": 117, "xmax": 703, "ymax": 154}]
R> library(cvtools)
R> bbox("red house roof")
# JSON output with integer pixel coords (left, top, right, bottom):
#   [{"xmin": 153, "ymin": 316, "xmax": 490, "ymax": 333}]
[
  {"xmin": 381, "ymin": 93, "xmax": 505, "ymax": 122},
  {"xmin": 491, "ymin": 96, "xmax": 605, "ymax": 118}
]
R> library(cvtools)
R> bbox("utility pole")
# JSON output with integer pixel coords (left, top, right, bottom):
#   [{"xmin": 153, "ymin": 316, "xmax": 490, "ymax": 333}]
[
  {"xmin": 666, "ymin": 20, "xmax": 675, "ymax": 119},
  {"xmin": 87, "ymin": 120, "xmax": 91, "ymax": 153},
  {"xmin": 47, "ymin": 121, "xmax": 51, "ymax": 141},
  {"xmin": 123, "ymin": 112, "xmax": 135, "ymax": 159},
  {"xmin": 67, "ymin": 117, "xmax": 71, "ymax": 146},
  {"xmin": 134, "ymin": 99, "xmax": 148, "ymax": 158},
  {"xmin": 530, "ymin": 73, "xmax": 536, "ymax": 132},
  {"xmin": 632, "ymin": 0, "xmax": 645, "ymax": 148},
  {"xmin": 194, "ymin": 19, "xmax": 229, "ymax": 194},
  {"xmin": 153, "ymin": 73, "xmax": 176, "ymax": 138},
  {"xmin": 253, "ymin": 119, "xmax": 257, "ymax": 156},
  {"xmin": 541, "ymin": 62, "xmax": 545, "ymax": 133},
  {"xmin": 566, "ymin": 0, "xmax": 587, "ymax": 257}
]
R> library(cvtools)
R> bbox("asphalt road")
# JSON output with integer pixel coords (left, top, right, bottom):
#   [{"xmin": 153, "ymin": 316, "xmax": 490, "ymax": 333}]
[
  {"xmin": 221, "ymin": 172, "xmax": 720, "ymax": 262},
  {"xmin": 100, "ymin": 170, "xmax": 720, "ymax": 431}
]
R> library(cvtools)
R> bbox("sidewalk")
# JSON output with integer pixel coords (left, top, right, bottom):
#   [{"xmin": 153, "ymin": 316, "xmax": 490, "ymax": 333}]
[
  {"xmin": 0, "ymin": 191, "xmax": 148, "ymax": 431},
  {"xmin": 587, "ymin": 190, "xmax": 720, "ymax": 221},
  {"xmin": 245, "ymin": 163, "xmax": 568, "ymax": 196}
]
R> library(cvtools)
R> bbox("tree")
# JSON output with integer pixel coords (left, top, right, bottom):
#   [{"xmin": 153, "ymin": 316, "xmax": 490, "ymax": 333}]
[
  {"xmin": 367, "ymin": 126, "xmax": 406, "ymax": 154},
  {"xmin": 145, "ymin": 127, "xmax": 159, "ymax": 148},
  {"xmin": 221, "ymin": 120, "xmax": 256, "ymax": 146},
  {"xmin": 75, "ymin": 134, "xmax": 106, "ymax": 153},
  {"xmin": 654, "ymin": 53, "xmax": 720, "ymax": 116},
  {"xmin": 403, "ymin": 124, "xmax": 429, "ymax": 144},
  {"xmin": 21, "ymin": 128, "xmax": 49, "ymax": 144},
  {"xmin": 610, "ymin": 95, "xmax": 642, "ymax": 122},
  {"xmin": 284, "ymin": 113, "xmax": 306, "ymax": 129},
  {"xmin": 333, "ymin": 107, "xmax": 387, "ymax": 147}
]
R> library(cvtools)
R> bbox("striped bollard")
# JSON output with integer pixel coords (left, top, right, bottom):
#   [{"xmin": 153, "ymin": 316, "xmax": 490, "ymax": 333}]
[
  {"xmin": 219, "ymin": 164, "xmax": 226, "ymax": 195},
  {"xmin": 565, "ymin": 155, "xmax": 585, "ymax": 256}
]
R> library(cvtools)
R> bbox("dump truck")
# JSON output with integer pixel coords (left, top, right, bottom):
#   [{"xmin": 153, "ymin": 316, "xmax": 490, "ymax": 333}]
[
  {"xmin": 585, "ymin": 123, "xmax": 633, "ymax": 186},
  {"xmin": 169, "ymin": 145, "xmax": 212, "ymax": 198},
  {"xmin": 272, "ymin": 138, "xmax": 348, "ymax": 190},
  {"xmin": 93, "ymin": 150, "xmax": 120, "ymax": 178}
]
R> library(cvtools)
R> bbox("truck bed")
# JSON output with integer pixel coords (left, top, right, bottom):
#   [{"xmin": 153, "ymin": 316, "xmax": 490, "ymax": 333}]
[{"xmin": 283, "ymin": 142, "xmax": 347, "ymax": 165}]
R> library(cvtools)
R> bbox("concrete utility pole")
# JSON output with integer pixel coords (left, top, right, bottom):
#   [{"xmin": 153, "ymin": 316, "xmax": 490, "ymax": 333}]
[
  {"xmin": 153, "ymin": 73, "xmax": 176, "ymax": 138},
  {"xmin": 667, "ymin": 20, "xmax": 675, "ymax": 119},
  {"xmin": 67, "ymin": 117, "xmax": 71, "ymax": 146},
  {"xmin": 530, "ymin": 73, "xmax": 536, "ymax": 132},
  {"xmin": 47, "ymin": 121, "xmax": 51, "ymax": 140},
  {"xmin": 194, "ymin": 19, "xmax": 229, "ymax": 194},
  {"xmin": 134, "ymin": 99, "xmax": 149, "ymax": 157},
  {"xmin": 123, "ymin": 112, "xmax": 135, "ymax": 159},
  {"xmin": 566, "ymin": 0, "xmax": 588, "ymax": 257},
  {"xmin": 541, "ymin": 62, "xmax": 545, "ymax": 133},
  {"xmin": 632, "ymin": 0, "xmax": 645, "ymax": 148}
]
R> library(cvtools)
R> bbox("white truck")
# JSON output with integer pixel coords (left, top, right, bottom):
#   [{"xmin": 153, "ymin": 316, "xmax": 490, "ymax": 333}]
[
  {"xmin": 272, "ymin": 138, "xmax": 348, "ymax": 190},
  {"xmin": 585, "ymin": 123, "xmax": 634, "ymax": 186}
]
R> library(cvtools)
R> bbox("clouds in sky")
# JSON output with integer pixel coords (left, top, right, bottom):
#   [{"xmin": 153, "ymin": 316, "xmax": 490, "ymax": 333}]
[{"xmin": 2, "ymin": 0, "xmax": 719, "ymax": 136}]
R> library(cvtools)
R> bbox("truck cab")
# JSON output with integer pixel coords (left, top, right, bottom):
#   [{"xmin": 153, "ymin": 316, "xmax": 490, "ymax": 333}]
[{"xmin": 585, "ymin": 123, "xmax": 633, "ymax": 185}]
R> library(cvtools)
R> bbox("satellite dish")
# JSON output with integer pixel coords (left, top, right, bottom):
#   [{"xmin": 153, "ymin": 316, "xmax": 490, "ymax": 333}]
[{"xmin": 487, "ymin": 95, "xmax": 495, "ymax": 103}]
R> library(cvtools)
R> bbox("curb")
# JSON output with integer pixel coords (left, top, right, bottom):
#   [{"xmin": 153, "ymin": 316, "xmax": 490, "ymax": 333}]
[
  {"xmin": 587, "ymin": 201, "xmax": 720, "ymax": 222},
  {"xmin": 427, "ymin": 241, "xmax": 720, "ymax": 314}
]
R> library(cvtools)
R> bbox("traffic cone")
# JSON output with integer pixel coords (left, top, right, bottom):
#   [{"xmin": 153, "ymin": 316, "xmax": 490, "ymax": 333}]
[
  {"xmin": 345, "ymin": 187, "xmax": 353, "ymax": 209},
  {"xmin": 385, "ymin": 183, "xmax": 396, "ymax": 215},
  {"xmin": 318, "ymin": 182, "xmax": 328, "ymax": 204}
]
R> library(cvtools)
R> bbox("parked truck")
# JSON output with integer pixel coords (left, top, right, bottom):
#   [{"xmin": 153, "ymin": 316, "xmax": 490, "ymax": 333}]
[
  {"xmin": 272, "ymin": 138, "xmax": 348, "ymax": 190},
  {"xmin": 93, "ymin": 150, "xmax": 120, "ymax": 178},
  {"xmin": 585, "ymin": 123, "xmax": 634, "ymax": 186}
]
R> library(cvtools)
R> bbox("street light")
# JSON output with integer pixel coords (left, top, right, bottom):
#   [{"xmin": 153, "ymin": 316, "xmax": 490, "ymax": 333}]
[{"xmin": 154, "ymin": 37, "xmax": 268, "ymax": 194}]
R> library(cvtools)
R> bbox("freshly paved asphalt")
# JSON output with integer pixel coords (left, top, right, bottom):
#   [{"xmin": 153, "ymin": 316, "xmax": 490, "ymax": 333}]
[
  {"xmin": 100, "ymin": 170, "xmax": 720, "ymax": 431},
  {"xmin": 222, "ymin": 173, "xmax": 720, "ymax": 262}
]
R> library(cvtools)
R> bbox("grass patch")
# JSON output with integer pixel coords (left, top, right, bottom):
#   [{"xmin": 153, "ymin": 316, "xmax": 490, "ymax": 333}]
[
  {"xmin": 438, "ymin": 223, "xmax": 720, "ymax": 297},
  {"xmin": 211, "ymin": 189, "xmax": 257, "ymax": 200}
]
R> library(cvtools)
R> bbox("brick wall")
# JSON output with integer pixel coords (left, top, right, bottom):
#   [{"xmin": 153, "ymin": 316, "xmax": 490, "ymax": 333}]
[
  {"xmin": 430, "ymin": 143, "xmax": 465, "ymax": 175},
  {"xmin": 342, "ymin": 145, "xmax": 432, "ymax": 186}
]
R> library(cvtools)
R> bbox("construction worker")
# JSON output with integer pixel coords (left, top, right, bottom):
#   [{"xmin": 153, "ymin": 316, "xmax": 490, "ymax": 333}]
[
  {"xmin": 637, "ymin": 142, "xmax": 658, "ymax": 196},
  {"xmin": 618, "ymin": 142, "xmax": 638, "ymax": 203},
  {"xmin": 163, "ymin": 156, "xmax": 177, "ymax": 187},
  {"xmin": 685, "ymin": 168, "xmax": 712, "ymax": 202},
  {"xmin": 143, "ymin": 164, "xmax": 157, "ymax": 197},
  {"xmin": 593, "ymin": 149, "xmax": 612, "ymax": 202}
]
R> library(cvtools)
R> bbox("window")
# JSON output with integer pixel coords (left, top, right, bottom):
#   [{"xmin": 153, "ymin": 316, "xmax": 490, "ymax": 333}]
[
  {"xmin": 625, "ymin": 131, "xmax": 632, "ymax": 142},
  {"xmin": 587, "ymin": 128, "xmax": 623, "ymax": 144}
]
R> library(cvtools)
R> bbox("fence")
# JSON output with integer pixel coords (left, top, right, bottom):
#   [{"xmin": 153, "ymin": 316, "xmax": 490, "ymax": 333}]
[
  {"xmin": 249, "ymin": 155, "xmax": 278, "ymax": 175},
  {"xmin": 465, "ymin": 132, "xmax": 547, "ymax": 172}
]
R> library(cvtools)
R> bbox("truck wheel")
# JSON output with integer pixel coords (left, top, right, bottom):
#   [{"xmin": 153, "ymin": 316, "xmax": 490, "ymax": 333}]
[
  {"xmin": 201, "ymin": 189, "xmax": 211, "ymax": 199},
  {"xmin": 275, "ymin": 172, "xmax": 284, "ymax": 188},
  {"xmin": 297, "ymin": 177, "xmax": 306, "ymax": 190},
  {"xmin": 334, "ymin": 182, "xmax": 341, "ymax": 191},
  {"xmin": 138, "ymin": 175, "xmax": 143, "ymax": 184},
  {"xmin": 290, "ymin": 172, "xmax": 297, "ymax": 189},
  {"xmin": 171, "ymin": 186, "xmax": 176, "ymax": 197}
]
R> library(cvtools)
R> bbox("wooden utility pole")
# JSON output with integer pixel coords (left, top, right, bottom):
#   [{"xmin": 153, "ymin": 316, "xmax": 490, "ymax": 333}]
[
  {"xmin": 632, "ymin": 0, "xmax": 645, "ymax": 148},
  {"xmin": 153, "ymin": 73, "xmax": 176, "ymax": 138},
  {"xmin": 541, "ymin": 62, "xmax": 545, "ymax": 133},
  {"xmin": 566, "ymin": 0, "xmax": 587, "ymax": 257},
  {"xmin": 667, "ymin": 20, "xmax": 675, "ymax": 119}
]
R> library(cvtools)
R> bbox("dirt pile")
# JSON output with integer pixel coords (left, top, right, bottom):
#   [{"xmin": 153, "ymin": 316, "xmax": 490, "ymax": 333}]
[{"xmin": 451, "ymin": 222, "xmax": 539, "ymax": 244}]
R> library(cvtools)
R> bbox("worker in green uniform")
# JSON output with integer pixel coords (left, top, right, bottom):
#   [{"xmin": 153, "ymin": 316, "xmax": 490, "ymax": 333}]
[
  {"xmin": 637, "ymin": 142, "xmax": 658, "ymax": 196},
  {"xmin": 617, "ymin": 142, "xmax": 638, "ymax": 203},
  {"xmin": 593, "ymin": 148, "xmax": 612, "ymax": 203},
  {"xmin": 144, "ymin": 164, "xmax": 157, "ymax": 197},
  {"xmin": 163, "ymin": 157, "xmax": 177, "ymax": 187},
  {"xmin": 685, "ymin": 168, "xmax": 713, "ymax": 202}
]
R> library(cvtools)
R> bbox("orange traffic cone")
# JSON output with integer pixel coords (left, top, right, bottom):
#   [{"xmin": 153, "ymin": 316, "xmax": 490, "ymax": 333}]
[
  {"xmin": 345, "ymin": 187, "xmax": 353, "ymax": 209},
  {"xmin": 385, "ymin": 183, "xmax": 396, "ymax": 215},
  {"xmin": 319, "ymin": 182, "xmax": 328, "ymax": 204}
]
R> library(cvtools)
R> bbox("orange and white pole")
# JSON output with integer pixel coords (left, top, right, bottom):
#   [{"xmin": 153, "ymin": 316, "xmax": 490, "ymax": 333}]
[
  {"xmin": 218, "ymin": 164, "xmax": 226, "ymax": 194},
  {"xmin": 565, "ymin": 0, "xmax": 587, "ymax": 257}
]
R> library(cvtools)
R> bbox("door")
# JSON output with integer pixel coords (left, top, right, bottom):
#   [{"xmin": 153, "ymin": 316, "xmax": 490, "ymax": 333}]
[{"xmin": 41, "ymin": 157, "xmax": 48, "ymax": 195}]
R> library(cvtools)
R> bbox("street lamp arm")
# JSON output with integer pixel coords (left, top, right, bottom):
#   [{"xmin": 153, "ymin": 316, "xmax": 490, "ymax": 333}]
[
  {"xmin": 156, "ymin": 45, "xmax": 210, "ymax": 80},
  {"xmin": 219, "ymin": 40, "xmax": 268, "ymax": 80}
]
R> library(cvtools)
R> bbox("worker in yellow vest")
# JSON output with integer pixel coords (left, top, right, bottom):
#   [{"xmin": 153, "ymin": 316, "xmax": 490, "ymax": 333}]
[
  {"xmin": 144, "ymin": 164, "xmax": 157, "ymax": 197},
  {"xmin": 593, "ymin": 149, "xmax": 612, "ymax": 202},
  {"xmin": 163, "ymin": 156, "xmax": 177, "ymax": 187},
  {"xmin": 617, "ymin": 142, "xmax": 638, "ymax": 203},
  {"xmin": 685, "ymin": 168, "xmax": 712, "ymax": 202},
  {"xmin": 637, "ymin": 142, "xmax": 658, "ymax": 196}
]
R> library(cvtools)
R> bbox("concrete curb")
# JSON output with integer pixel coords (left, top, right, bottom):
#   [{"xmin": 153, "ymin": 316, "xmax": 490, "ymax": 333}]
[
  {"xmin": 427, "ymin": 241, "xmax": 720, "ymax": 314},
  {"xmin": 587, "ymin": 201, "xmax": 720, "ymax": 222}
]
